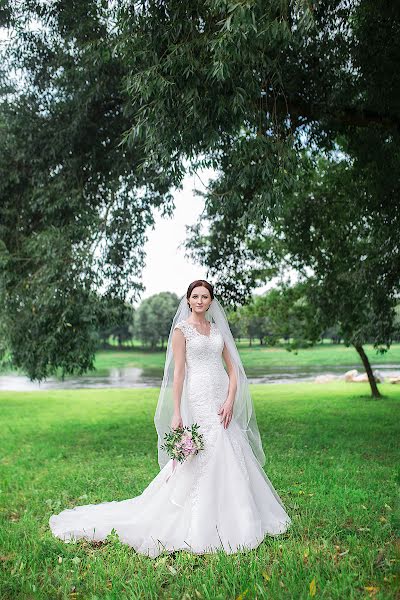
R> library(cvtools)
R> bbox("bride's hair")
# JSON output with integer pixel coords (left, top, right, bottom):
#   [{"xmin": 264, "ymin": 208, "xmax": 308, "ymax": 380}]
[{"xmin": 186, "ymin": 280, "xmax": 214, "ymax": 300}]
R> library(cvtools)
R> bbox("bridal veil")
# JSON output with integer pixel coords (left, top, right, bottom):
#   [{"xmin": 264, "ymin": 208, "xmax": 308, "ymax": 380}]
[{"xmin": 154, "ymin": 295, "xmax": 266, "ymax": 470}]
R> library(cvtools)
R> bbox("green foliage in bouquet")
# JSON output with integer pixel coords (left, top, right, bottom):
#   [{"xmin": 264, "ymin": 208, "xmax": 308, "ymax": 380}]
[{"xmin": 161, "ymin": 423, "xmax": 204, "ymax": 463}]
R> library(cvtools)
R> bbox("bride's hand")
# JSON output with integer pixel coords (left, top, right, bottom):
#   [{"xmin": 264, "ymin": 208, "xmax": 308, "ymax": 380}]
[
  {"xmin": 218, "ymin": 400, "xmax": 233, "ymax": 429},
  {"xmin": 171, "ymin": 413, "xmax": 183, "ymax": 430}
]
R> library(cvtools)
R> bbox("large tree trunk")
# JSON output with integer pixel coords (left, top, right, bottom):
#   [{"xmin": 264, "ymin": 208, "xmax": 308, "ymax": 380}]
[{"xmin": 354, "ymin": 344, "xmax": 382, "ymax": 398}]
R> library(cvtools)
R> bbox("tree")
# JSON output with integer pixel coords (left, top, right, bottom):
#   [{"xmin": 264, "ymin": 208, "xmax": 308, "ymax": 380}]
[
  {"xmin": 230, "ymin": 300, "xmax": 271, "ymax": 347},
  {"xmin": 119, "ymin": 0, "xmax": 400, "ymax": 396},
  {"xmin": 0, "ymin": 2, "xmax": 177, "ymax": 380},
  {"xmin": 2, "ymin": 0, "xmax": 399, "ymax": 383},
  {"xmin": 186, "ymin": 155, "xmax": 400, "ymax": 398},
  {"xmin": 253, "ymin": 286, "xmax": 322, "ymax": 349},
  {"xmin": 99, "ymin": 303, "xmax": 136, "ymax": 348},
  {"xmin": 321, "ymin": 326, "xmax": 342, "ymax": 345},
  {"xmin": 281, "ymin": 157, "xmax": 399, "ymax": 398},
  {"xmin": 134, "ymin": 292, "xmax": 179, "ymax": 349},
  {"xmin": 119, "ymin": 1, "xmax": 400, "ymax": 200}
]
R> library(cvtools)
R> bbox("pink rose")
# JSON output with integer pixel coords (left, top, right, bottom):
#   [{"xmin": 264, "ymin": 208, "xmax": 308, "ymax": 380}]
[{"xmin": 180, "ymin": 435, "xmax": 196, "ymax": 455}]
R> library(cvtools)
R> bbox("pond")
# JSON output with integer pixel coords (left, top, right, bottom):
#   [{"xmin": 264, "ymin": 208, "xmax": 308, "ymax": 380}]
[{"xmin": 0, "ymin": 364, "xmax": 399, "ymax": 391}]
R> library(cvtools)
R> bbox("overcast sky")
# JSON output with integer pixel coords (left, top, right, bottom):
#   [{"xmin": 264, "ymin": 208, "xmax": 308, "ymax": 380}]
[{"xmin": 139, "ymin": 168, "xmax": 213, "ymax": 304}]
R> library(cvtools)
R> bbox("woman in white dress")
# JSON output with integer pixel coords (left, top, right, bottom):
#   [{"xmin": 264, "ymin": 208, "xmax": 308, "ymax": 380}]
[{"xmin": 49, "ymin": 280, "xmax": 291, "ymax": 557}]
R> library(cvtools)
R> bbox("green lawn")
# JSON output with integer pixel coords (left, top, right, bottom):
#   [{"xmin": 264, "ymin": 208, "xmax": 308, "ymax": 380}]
[
  {"xmin": 89, "ymin": 343, "xmax": 400, "ymax": 379},
  {"xmin": 2, "ymin": 343, "xmax": 399, "ymax": 381},
  {"xmin": 0, "ymin": 383, "xmax": 399, "ymax": 599}
]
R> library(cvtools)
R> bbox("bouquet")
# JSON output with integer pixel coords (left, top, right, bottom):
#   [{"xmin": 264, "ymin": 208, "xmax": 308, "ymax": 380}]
[{"xmin": 161, "ymin": 423, "xmax": 204, "ymax": 464}]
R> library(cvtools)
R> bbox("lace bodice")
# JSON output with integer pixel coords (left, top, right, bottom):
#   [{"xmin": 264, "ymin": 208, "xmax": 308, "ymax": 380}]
[
  {"xmin": 174, "ymin": 320, "xmax": 225, "ymax": 369},
  {"xmin": 173, "ymin": 317, "xmax": 229, "ymax": 442}
]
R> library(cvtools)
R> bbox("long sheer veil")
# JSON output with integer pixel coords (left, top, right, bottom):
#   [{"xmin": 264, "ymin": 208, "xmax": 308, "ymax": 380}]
[{"xmin": 154, "ymin": 295, "xmax": 266, "ymax": 470}]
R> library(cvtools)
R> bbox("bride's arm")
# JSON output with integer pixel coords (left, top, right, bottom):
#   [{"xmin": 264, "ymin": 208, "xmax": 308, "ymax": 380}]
[
  {"xmin": 223, "ymin": 343, "xmax": 237, "ymax": 403},
  {"xmin": 219, "ymin": 344, "xmax": 237, "ymax": 428},
  {"xmin": 171, "ymin": 329, "xmax": 185, "ymax": 429}
]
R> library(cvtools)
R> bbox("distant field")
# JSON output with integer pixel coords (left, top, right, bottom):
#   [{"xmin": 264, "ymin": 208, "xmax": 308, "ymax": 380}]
[
  {"xmin": 1, "ymin": 343, "xmax": 399, "ymax": 381},
  {"xmin": 90, "ymin": 342, "xmax": 400, "ymax": 376},
  {"xmin": 0, "ymin": 382, "xmax": 399, "ymax": 598}
]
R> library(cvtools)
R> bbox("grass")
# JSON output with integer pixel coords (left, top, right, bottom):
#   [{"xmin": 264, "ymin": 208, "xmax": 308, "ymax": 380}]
[
  {"xmin": 0, "ymin": 382, "xmax": 399, "ymax": 599},
  {"xmin": 90, "ymin": 343, "xmax": 400, "ymax": 379},
  {"xmin": 2, "ymin": 343, "xmax": 400, "ymax": 381},
  {"xmin": 235, "ymin": 343, "xmax": 400, "ymax": 369}
]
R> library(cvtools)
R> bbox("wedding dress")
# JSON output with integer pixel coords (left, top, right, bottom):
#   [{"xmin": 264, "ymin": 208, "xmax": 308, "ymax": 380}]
[{"xmin": 49, "ymin": 318, "xmax": 292, "ymax": 557}]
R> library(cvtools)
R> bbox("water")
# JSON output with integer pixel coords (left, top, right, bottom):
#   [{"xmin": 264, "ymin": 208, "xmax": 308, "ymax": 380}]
[
  {"xmin": 0, "ymin": 364, "xmax": 399, "ymax": 391},
  {"xmin": 246, "ymin": 364, "xmax": 400, "ymax": 384}
]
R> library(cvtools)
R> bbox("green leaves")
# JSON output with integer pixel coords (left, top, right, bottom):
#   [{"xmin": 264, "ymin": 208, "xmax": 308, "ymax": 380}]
[
  {"xmin": 0, "ymin": 1, "xmax": 177, "ymax": 380},
  {"xmin": 134, "ymin": 292, "xmax": 180, "ymax": 349},
  {"xmin": 2, "ymin": 0, "xmax": 399, "ymax": 382}
]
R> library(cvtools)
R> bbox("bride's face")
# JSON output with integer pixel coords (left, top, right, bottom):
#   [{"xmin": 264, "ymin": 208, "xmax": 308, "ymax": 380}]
[{"xmin": 188, "ymin": 286, "xmax": 213, "ymax": 314}]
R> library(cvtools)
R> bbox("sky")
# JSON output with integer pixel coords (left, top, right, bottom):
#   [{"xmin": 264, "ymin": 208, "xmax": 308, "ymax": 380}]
[{"xmin": 138, "ymin": 168, "xmax": 213, "ymax": 304}]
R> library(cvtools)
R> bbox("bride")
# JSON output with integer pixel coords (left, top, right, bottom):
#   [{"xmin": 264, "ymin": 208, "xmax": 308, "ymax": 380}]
[{"xmin": 49, "ymin": 280, "xmax": 292, "ymax": 557}]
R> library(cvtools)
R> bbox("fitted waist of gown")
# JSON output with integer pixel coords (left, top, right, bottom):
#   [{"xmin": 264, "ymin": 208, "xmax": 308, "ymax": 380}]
[
  {"xmin": 184, "ymin": 357, "xmax": 229, "ymax": 437},
  {"xmin": 185, "ymin": 359, "xmax": 229, "ymax": 393},
  {"xmin": 186, "ymin": 353, "xmax": 228, "ymax": 372}
]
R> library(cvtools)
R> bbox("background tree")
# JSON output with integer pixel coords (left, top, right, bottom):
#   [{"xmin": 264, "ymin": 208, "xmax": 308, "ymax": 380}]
[
  {"xmin": 119, "ymin": 0, "xmax": 400, "ymax": 398},
  {"xmin": 253, "ymin": 285, "xmax": 321, "ymax": 350},
  {"xmin": 98, "ymin": 303, "xmax": 136, "ymax": 349},
  {"xmin": 230, "ymin": 301, "xmax": 271, "ymax": 347},
  {"xmin": 0, "ymin": 2, "xmax": 177, "ymax": 380},
  {"xmin": 2, "ymin": 0, "xmax": 399, "ymax": 383},
  {"xmin": 320, "ymin": 325, "xmax": 342, "ymax": 345},
  {"xmin": 187, "ymin": 155, "xmax": 400, "ymax": 398},
  {"xmin": 134, "ymin": 292, "xmax": 179, "ymax": 349}
]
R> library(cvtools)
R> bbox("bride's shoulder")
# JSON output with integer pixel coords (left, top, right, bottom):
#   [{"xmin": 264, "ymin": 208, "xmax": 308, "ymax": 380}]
[{"xmin": 174, "ymin": 319, "xmax": 189, "ymax": 334}]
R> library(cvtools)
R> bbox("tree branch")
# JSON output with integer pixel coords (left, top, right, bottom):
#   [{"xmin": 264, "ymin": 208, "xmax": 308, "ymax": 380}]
[{"xmin": 270, "ymin": 96, "xmax": 400, "ymax": 132}]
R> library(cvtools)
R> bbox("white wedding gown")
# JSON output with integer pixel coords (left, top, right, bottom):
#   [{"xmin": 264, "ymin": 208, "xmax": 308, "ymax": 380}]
[{"xmin": 49, "ymin": 319, "xmax": 291, "ymax": 557}]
